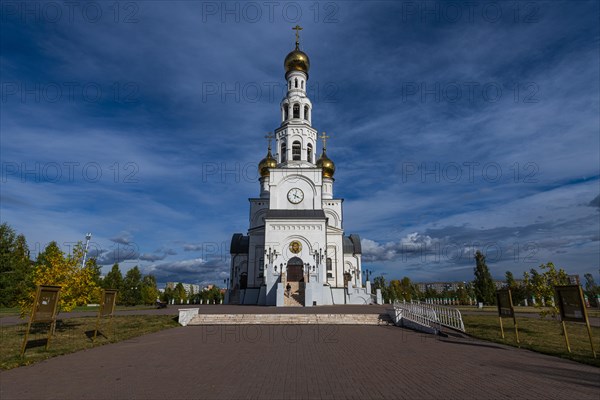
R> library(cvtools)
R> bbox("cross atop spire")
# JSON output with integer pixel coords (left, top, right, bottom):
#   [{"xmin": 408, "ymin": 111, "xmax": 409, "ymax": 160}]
[
  {"xmin": 320, "ymin": 131, "xmax": 330, "ymax": 151},
  {"xmin": 292, "ymin": 25, "xmax": 303, "ymax": 49},
  {"xmin": 264, "ymin": 132, "xmax": 274, "ymax": 151}
]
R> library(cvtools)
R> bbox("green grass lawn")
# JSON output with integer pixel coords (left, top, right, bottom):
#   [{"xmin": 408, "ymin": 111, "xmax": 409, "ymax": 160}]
[
  {"xmin": 0, "ymin": 315, "xmax": 180, "ymax": 370},
  {"xmin": 457, "ymin": 305, "xmax": 554, "ymax": 313},
  {"xmin": 458, "ymin": 305, "xmax": 600, "ymax": 317},
  {"xmin": 463, "ymin": 314, "xmax": 600, "ymax": 367},
  {"xmin": 0, "ymin": 307, "xmax": 20, "ymax": 317}
]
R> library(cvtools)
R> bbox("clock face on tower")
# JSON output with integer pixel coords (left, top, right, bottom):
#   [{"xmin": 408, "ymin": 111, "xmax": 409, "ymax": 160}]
[{"xmin": 287, "ymin": 188, "xmax": 304, "ymax": 204}]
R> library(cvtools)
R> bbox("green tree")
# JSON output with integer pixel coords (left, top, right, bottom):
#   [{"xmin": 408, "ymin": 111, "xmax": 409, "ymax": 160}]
[
  {"xmin": 188, "ymin": 285, "xmax": 196, "ymax": 304},
  {"xmin": 583, "ymin": 273, "xmax": 599, "ymax": 306},
  {"xmin": 103, "ymin": 263, "xmax": 123, "ymax": 290},
  {"xmin": 388, "ymin": 280, "xmax": 401, "ymax": 302},
  {"xmin": 505, "ymin": 270, "xmax": 527, "ymax": 305},
  {"xmin": 141, "ymin": 274, "xmax": 159, "ymax": 305},
  {"xmin": 161, "ymin": 286, "xmax": 174, "ymax": 303},
  {"xmin": 390, "ymin": 277, "xmax": 416, "ymax": 302},
  {"xmin": 212, "ymin": 286, "xmax": 223, "ymax": 304},
  {"xmin": 372, "ymin": 275, "xmax": 390, "ymax": 302},
  {"xmin": 473, "ymin": 250, "xmax": 496, "ymax": 305},
  {"xmin": 456, "ymin": 283, "xmax": 469, "ymax": 305},
  {"xmin": 523, "ymin": 262, "xmax": 570, "ymax": 317},
  {"xmin": 174, "ymin": 282, "xmax": 187, "ymax": 304},
  {"xmin": 505, "ymin": 271, "xmax": 516, "ymax": 288},
  {"xmin": 0, "ymin": 224, "xmax": 34, "ymax": 307},
  {"xmin": 122, "ymin": 266, "xmax": 142, "ymax": 306},
  {"xmin": 203, "ymin": 285, "xmax": 223, "ymax": 304},
  {"xmin": 102, "ymin": 263, "xmax": 124, "ymax": 303},
  {"xmin": 424, "ymin": 286, "xmax": 439, "ymax": 300},
  {"xmin": 87, "ymin": 258, "xmax": 102, "ymax": 284}
]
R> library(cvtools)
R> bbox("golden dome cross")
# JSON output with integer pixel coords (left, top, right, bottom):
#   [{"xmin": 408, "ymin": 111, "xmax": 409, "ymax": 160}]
[
  {"xmin": 320, "ymin": 131, "xmax": 330, "ymax": 150},
  {"xmin": 264, "ymin": 132, "xmax": 274, "ymax": 150},
  {"xmin": 292, "ymin": 25, "xmax": 303, "ymax": 49}
]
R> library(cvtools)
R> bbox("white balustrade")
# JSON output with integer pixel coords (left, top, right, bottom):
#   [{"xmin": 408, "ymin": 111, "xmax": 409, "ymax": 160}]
[{"xmin": 392, "ymin": 301, "xmax": 465, "ymax": 333}]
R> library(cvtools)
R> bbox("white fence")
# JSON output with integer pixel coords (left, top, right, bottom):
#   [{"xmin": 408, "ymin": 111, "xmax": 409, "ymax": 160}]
[{"xmin": 392, "ymin": 301, "xmax": 465, "ymax": 333}]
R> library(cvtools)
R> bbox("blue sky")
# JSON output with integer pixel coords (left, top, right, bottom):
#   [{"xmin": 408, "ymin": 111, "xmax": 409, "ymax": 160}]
[{"xmin": 1, "ymin": 1, "xmax": 599, "ymax": 287}]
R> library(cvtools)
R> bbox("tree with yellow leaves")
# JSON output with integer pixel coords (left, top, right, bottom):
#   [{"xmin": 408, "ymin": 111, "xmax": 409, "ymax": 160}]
[
  {"xmin": 20, "ymin": 241, "xmax": 100, "ymax": 316},
  {"xmin": 523, "ymin": 262, "xmax": 570, "ymax": 318}
]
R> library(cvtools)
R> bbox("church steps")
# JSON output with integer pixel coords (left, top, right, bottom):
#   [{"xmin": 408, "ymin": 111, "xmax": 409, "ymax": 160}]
[{"xmin": 187, "ymin": 313, "xmax": 393, "ymax": 325}]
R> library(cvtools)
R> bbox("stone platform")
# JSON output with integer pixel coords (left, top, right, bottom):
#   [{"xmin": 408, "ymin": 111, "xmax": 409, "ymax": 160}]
[{"xmin": 188, "ymin": 313, "xmax": 393, "ymax": 325}]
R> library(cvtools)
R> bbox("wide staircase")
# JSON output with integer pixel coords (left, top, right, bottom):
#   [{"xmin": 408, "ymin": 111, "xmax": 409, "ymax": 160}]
[
  {"xmin": 228, "ymin": 289, "xmax": 240, "ymax": 305},
  {"xmin": 188, "ymin": 313, "xmax": 394, "ymax": 325},
  {"xmin": 284, "ymin": 282, "xmax": 304, "ymax": 307}
]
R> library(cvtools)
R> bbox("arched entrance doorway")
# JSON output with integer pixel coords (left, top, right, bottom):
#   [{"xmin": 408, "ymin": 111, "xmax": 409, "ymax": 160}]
[
  {"xmin": 285, "ymin": 257, "xmax": 305, "ymax": 306},
  {"xmin": 239, "ymin": 272, "xmax": 248, "ymax": 290},
  {"xmin": 286, "ymin": 257, "xmax": 304, "ymax": 282}
]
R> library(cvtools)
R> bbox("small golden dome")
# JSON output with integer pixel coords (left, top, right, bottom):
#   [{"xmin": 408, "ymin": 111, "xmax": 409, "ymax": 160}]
[
  {"xmin": 284, "ymin": 48, "xmax": 310, "ymax": 75},
  {"xmin": 259, "ymin": 149, "xmax": 277, "ymax": 177},
  {"xmin": 316, "ymin": 150, "xmax": 335, "ymax": 178}
]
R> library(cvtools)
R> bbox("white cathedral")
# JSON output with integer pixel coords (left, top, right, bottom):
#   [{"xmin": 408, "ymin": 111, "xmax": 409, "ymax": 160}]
[{"xmin": 226, "ymin": 27, "xmax": 372, "ymax": 306}]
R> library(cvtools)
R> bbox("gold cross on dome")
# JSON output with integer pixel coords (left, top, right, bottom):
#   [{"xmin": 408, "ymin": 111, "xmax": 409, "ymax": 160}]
[
  {"xmin": 264, "ymin": 132, "xmax": 274, "ymax": 150},
  {"xmin": 320, "ymin": 131, "xmax": 330, "ymax": 150},
  {"xmin": 292, "ymin": 25, "xmax": 303, "ymax": 48}
]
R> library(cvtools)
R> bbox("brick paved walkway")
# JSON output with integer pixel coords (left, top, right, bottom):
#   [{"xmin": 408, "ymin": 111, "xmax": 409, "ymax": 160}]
[{"xmin": 1, "ymin": 324, "xmax": 598, "ymax": 399}]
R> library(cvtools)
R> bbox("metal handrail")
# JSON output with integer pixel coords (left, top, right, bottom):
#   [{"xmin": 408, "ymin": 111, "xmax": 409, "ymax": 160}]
[{"xmin": 393, "ymin": 300, "xmax": 465, "ymax": 332}]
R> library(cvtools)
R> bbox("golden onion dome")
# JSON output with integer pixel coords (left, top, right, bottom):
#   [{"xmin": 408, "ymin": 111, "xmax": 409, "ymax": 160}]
[
  {"xmin": 316, "ymin": 150, "xmax": 335, "ymax": 178},
  {"xmin": 284, "ymin": 47, "xmax": 310, "ymax": 75},
  {"xmin": 258, "ymin": 149, "xmax": 277, "ymax": 177}
]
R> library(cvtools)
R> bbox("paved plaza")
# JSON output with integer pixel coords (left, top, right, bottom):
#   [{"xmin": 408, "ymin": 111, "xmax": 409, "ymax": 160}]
[{"xmin": 1, "ymin": 320, "xmax": 599, "ymax": 399}]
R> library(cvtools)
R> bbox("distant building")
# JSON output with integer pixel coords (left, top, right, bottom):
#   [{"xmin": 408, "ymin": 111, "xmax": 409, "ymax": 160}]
[
  {"xmin": 417, "ymin": 279, "xmax": 527, "ymax": 294},
  {"xmin": 165, "ymin": 282, "xmax": 200, "ymax": 296},
  {"xmin": 416, "ymin": 281, "xmax": 465, "ymax": 293}
]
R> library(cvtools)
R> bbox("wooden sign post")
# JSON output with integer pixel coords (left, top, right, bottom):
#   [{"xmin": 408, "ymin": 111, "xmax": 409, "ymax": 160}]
[
  {"xmin": 554, "ymin": 285, "xmax": 596, "ymax": 358},
  {"xmin": 21, "ymin": 285, "xmax": 61, "ymax": 356},
  {"xmin": 496, "ymin": 288, "xmax": 519, "ymax": 345},
  {"xmin": 93, "ymin": 289, "xmax": 118, "ymax": 342}
]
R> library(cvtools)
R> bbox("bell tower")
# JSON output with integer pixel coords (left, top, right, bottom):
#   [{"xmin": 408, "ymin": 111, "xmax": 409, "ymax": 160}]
[{"xmin": 274, "ymin": 25, "xmax": 318, "ymax": 168}]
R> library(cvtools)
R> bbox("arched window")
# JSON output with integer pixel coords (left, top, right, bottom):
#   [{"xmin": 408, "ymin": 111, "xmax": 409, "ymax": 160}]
[
  {"xmin": 326, "ymin": 258, "xmax": 333, "ymax": 279},
  {"xmin": 289, "ymin": 80, "xmax": 292, "ymax": 89},
  {"xmin": 293, "ymin": 104, "xmax": 300, "ymax": 119},
  {"xmin": 301, "ymin": 80, "xmax": 304, "ymax": 89},
  {"xmin": 295, "ymin": 78, "xmax": 298, "ymax": 88},
  {"xmin": 292, "ymin": 141, "xmax": 301, "ymax": 161},
  {"xmin": 304, "ymin": 105, "xmax": 309, "ymax": 121},
  {"xmin": 307, "ymin": 143, "xmax": 313, "ymax": 163},
  {"xmin": 284, "ymin": 105, "xmax": 289, "ymax": 120},
  {"xmin": 281, "ymin": 142, "xmax": 287, "ymax": 162}
]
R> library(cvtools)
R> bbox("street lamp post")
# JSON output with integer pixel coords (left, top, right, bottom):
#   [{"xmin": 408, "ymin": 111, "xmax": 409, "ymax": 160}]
[
  {"xmin": 312, "ymin": 248, "xmax": 325, "ymax": 282},
  {"xmin": 81, "ymin": 233, "xmax": 92, "ymax": 268}
]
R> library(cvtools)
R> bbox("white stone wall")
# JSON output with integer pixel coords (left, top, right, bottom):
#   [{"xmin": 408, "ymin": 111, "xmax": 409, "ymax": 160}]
[
  {"xmin": 323, "ymin": 199, "xmax": 342, "ymax": 228},
  {"xmin": 249, "ymin": 199, "xmax": 269, "ymax": 229}
]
